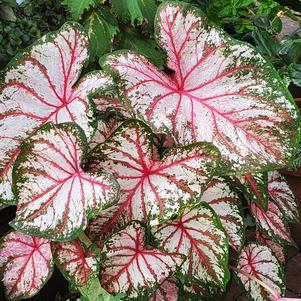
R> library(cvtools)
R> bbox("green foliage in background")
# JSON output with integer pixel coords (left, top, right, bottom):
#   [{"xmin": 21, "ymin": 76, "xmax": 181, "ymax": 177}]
[
  {"xmin": 0, "ymin": 0, "xmax": 66, "ymax": 68},
  {"xmin": 1, "ymin": 0, "xmax": 301, "ymax": 84}
]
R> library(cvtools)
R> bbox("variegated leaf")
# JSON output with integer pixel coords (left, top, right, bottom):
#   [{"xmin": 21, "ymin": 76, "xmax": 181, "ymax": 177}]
[
  {"xmin": 235, "ymin": 243, "xmax": 285, "ymax": 301},
  {"xmin": 93, "ymin": 93, "xmax": 130, "ymax": 118},
  {"xmin": 0, "ymin": 22, "xmax": 113, "ymax": 203},
  {"xmin": 86, "ymin": 203, "xmax": 127, "ymax": 247},
  {"xmin": 11, "ymin": 123, "xmax": 119, "ymax": 241},
  {"xmin": 239, "ymin": 173, "xmax": 269, "ymax": 210},
  {"xmin": 88, "ymin": 119, "xmax": 220, "ymax": 222},
  {"xmin": 256, "ymin": 230, "xmax": 285, "ymax": 264},
  {"xmin": 151, "ymin": 277, "xmax": 178, "ymax": 301},
  {"xmin": 101, "ymin": 222, "xmax": 183, "ymax": 298},
  {"xmin": 250, "ymin": 200, "xmax": 293, "ymax": 245},
  {"xmin": 0, "ymin": 150, "xmax": 19, "ymax": 204},
  {"xmin": 103, "ymin": 1, "xmax": 300, "ymax": 173},
  {"xmin": 153, "ymin": 204, "xmax": 229, "ymax": 287},
  {"xmin": 268, "ymin": 171, "xmax": 299, "ymax": 222},
  {"xmin": 0, "ymin": 231, "xmax": 53, "ymax": 300},
  {"xmin": 89, "ymin": 117, "xmax": 123, "ymax": 149},
  {"xmin": 183, "ymin": 283, "xmax": 224, "ymax": 300},
  {"xmin": 201, "ymin": 177, "xmax": 244, "ymax": 251},
  {"xmin": 52, "ymin": 239, "xmax": 98, "ymax": 286}
]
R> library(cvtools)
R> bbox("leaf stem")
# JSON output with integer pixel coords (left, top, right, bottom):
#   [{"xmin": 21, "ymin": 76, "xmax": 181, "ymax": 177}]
[
  {"xmin": 229, "ymin": 265, "xmax": 280, "ymax": 300},
  {"xmin": 78, "ymin": 232, "xmax": 93, "ymax": 248},
  {"xmin": 78, "ymin": 277, "xmax": 113, "ymax": 301}
]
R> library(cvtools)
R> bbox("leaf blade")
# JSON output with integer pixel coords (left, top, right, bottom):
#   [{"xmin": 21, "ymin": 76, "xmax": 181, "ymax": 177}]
[
  {"xmin": 88, "ymin": 119, "xmax": 221, "ymax": 222},
  {"xmin": 153, "ymin": 204, "xmax": 230, "ymax": 287},
  {"xmin": 101, "ymin": 222, "xmax": 183, "ymax": 298},
  {"xmin": 11, "ymin": 123, "xmax": 119, "ymax": 241},
  {"xmin": 52, "ymin": 239, "xmax": 98, "ymax": 286},
  {"xmin": 235, "ymin": 243, "xmax": 285, "ymax": 301},
  {"xmin": 0, "ymin": 231, "xmax": 53, "ymax": 300},
  {"xmin": 104, "ymin": 2, "xmax": 300, "ymax": 173}
]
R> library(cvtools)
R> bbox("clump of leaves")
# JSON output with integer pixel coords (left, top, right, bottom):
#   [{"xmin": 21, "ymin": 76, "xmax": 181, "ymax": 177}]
[
  {"xmin": 200, "ymin": 0, "xmax": 282, "ymax": 34},
  {"xmin": 21, "ymin": 0, "xmax": 67, "ymax": 32},
  {"xmin": 0, "ymin": 0, "xmax": 67, "ymax": 69},
  {"xmin": 61, "ymin": 0, "xmax": 166, "ymax": 66},
  {"xmin": 0, "ymin": 1, "xmax": 301, "ymax": 301}
]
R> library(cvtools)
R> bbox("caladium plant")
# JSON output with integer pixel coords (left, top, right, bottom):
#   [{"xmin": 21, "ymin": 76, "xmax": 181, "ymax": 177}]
[{"xmin": 0, "ymin": 1, "xmax": 300, "ymax": 301}]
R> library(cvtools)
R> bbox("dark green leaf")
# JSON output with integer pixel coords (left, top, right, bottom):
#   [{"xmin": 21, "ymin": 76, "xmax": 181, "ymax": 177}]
[
  {"xmin": 291, "ymin": 143, "xmax": 301, "ymax": 170},
  {"xmin": 0, "ymin": 5, "xmax": 16, "ymax": 21},
  {"xmin": 289, "ymin": 63, "xmax": 301, "ymax": 86},
  {"xmin": 115, "ymin": 27, "xmax": 166, "ymax": 68},
  {"xmin": 251, "ymin": 29, "xmax": 280, "ymax": 59},
  {"xmin": 63, "ymin": 0, "xmax": 96, "ymax": 20},
  {"xmin": 84, "ymin": 7, "xmax": 119, "ymax": 62},
  {"xmin": 110, "ymin": 0, "xmax": 157, "ymax": 31},
  {"xmin": 279, "ymin": 34, "xmax": 301, "ymax": 64}
]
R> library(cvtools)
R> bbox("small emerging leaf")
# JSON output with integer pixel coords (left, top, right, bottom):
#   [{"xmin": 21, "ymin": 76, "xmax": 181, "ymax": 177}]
[
  {"xmin": 52, "ymin": 239, "xmax": 98, "ymax": 286},
  {"xmin": 239, "ymin": 173, "xmax": 269, "ymax": 210},
  {"xmin": 93, "ymin": 94, "xmax": 130, "ymax": 118}
]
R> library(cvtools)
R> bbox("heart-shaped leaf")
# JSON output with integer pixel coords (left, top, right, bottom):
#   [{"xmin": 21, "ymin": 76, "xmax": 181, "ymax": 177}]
[
  {"xmin": 256, "ymin": 230, "xmax": 285, "ymax": 264},
  {"xmin": 0, "ymin": 22, "xmax": 113, "ymax": 203},
  {"xmin": 52, "ymin": 239, "xmax": 98, "ymax": 286},
  {"xmin": 11, "ymin": 123, "xmax": 119, "ymax": 241},
  {"xmin": 235, "ymin": 243, "xmax": 285, "ymax": 301},
  {"xmin": 0, "ymin": 231, "xmax": 53, "ymax": 300},
  {"xmin": 153, "ymin": 204, "xmax": 230, "ymax": 287},
  {"xmin": 100, "ymin": 222, "xmax": 183, "ymax": 299},
  {"xmin": 250, "ymin": 200, "xmax": 293, "ymax": 245},
  {"xmin": 151, "ymin": 277, "xmax": 178, "ymax": 301},
  {"xmin": 88, "ymin": 120, "xmax": 220, "ymax": 222},
  {"xmin": 201, "ymin": 177, "xmax": 244, "ymax": 251},
  {"xmin": 103, "ymin": 1, "xmax": 300, "ymax": 173},
  {"xmin": 268, "ymin": 171, "xmax": 299, "ymax": 223}
]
